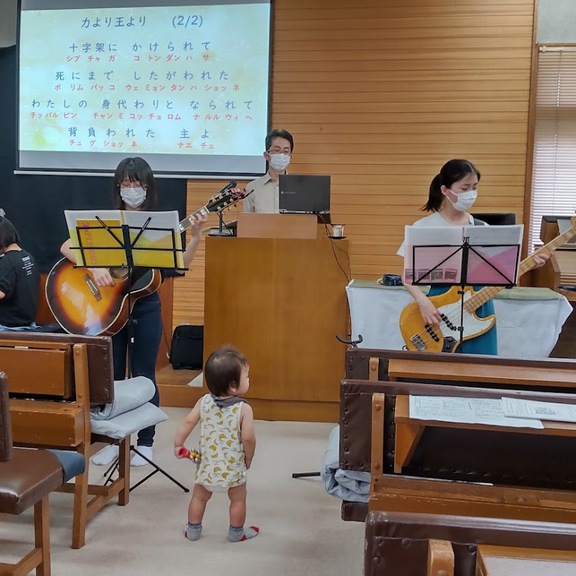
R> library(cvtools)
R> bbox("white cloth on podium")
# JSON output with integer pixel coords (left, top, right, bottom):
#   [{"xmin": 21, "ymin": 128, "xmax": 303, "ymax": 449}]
[{"xmin": 346, "ymin": 280, "xmax": 573, "ymax": 359}]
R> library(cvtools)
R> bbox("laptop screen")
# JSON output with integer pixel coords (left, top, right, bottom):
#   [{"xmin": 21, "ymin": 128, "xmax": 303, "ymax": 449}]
[{"xmin": 278, "ymin": 175, "xmax": 331, "ymax": 214}]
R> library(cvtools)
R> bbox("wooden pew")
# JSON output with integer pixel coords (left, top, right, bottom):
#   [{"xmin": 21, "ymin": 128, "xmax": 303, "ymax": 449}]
[
  {"xmin": 341, "ymin": 348, "xmax": 576, "ymax": 472},
  {"xmin": 0, "ymin": 332, "xmax": 130, "ymax": 549},
  {"xmin": 370, "ymin": 390, "xmax": 576, "ymax": 523},
  {"xmin": 340, "ymin": 349, "xmax": 576, "ymax": 522},
  {"xmin": 364, "ymin": 510, "xmax": 576, "ymax": 576}
]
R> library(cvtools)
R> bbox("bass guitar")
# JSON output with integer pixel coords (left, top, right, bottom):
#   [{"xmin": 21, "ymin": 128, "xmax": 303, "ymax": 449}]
[
  {"xmin": 46, "ymin": 187, "xmax": 246, "ymax": 336},
  {"xmin": 399, "ymin": 217, "xmax": 576, "ymax": 353}
]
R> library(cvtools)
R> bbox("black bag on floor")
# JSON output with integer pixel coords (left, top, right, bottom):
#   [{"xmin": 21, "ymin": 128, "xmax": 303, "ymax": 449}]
[{"xmin": 169, "ymin": 324, "xmax": 204, "ymax": 370}]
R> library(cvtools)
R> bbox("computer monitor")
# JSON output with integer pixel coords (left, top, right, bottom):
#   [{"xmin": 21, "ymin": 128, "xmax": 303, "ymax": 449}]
[
  {"xmin": 278, "ymin": 175, "xmax": 331, "ymax": 214},
  {"xmin": 471, "ymin": 213, "xmax": 517, "ymax": 226}
]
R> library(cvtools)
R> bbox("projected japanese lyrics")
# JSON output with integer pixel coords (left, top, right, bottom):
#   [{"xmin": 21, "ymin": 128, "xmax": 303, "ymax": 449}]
[{"xmin": 19, "ymin": 5, "xmax": 269, "ymax": 157}]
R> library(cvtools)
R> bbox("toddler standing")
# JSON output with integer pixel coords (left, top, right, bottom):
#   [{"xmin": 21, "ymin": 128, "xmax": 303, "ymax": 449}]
[{"xmin": 174, "ymin": 346, "xmax": 258, "ymax": 542}]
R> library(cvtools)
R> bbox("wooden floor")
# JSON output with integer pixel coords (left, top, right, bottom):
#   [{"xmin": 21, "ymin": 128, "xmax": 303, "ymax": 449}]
[{"xmin": 157, "ymin": 364, "xmax": 204, "ymax": 408}]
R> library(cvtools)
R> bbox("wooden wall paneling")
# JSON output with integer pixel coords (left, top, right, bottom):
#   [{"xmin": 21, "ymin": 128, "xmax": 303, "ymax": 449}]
[{"xmin": 172, "ymin": 0, "xmax": 536, "ymax": 352}]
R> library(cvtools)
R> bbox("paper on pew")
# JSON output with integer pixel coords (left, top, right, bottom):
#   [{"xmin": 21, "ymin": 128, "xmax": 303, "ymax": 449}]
[
  {"xmin": 409, "ymin": 396, "xmax": 544, "ymax": 429},
  {"xmin": 502, "ymin": 397, "xmax": 576, "ymax": 423}
]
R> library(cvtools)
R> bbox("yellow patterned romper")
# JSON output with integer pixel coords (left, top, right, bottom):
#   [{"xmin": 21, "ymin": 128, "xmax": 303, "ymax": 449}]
[{"xmin": 195, "ymin": 394, "xmax": 247, "ymax": 492}]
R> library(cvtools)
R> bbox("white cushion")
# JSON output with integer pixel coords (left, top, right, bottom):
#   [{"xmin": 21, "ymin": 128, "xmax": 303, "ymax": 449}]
[
  {"xmin": 91, "ymin": 376, "xmax": 155, "ymax": 421},
  {"xmin": 90, "ymin": 403, "xmax": 168, "ymax": 440}
]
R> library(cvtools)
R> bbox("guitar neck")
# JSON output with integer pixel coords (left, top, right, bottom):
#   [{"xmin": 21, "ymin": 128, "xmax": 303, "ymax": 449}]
[
  {"xmin": 178, "ymin": 205, "xmax": 211, "ymax": 233},
  {"xmin": 465, "ymin": 223, "xmax": 576, "ymax": 312}
]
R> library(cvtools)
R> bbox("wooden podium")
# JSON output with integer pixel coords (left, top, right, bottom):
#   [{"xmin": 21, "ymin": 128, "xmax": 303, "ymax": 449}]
[{"xmin": 203, "ymin": 214, "xmax": 349, "ymax": 422}]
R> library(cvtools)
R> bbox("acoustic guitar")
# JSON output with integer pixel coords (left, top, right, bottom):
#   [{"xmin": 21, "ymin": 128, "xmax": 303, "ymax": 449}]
[
  {"xmin": 399, "ymin": 217, "xmax": 576, "ymax": 353},
  {"xmin": 46, "ymin": 187, "xmax": 246, "ymax": 336}
]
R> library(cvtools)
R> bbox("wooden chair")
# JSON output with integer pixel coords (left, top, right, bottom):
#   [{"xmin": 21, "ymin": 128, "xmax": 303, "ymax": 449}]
[
  {"xmin": 0, "ymin": 334, "xmax": 130, "ymax": 549},
  {"xmin": 0, "ymin": 372, "xmax": 64, "ymax": 576}
]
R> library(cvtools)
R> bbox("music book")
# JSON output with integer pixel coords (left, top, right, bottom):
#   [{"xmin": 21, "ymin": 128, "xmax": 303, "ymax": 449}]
[
  {"xmin": 403, "ymin": 224, "xmax": 523, "ymax": 286},
  {"xmin": 65, "ymin": 209, "xmax": 184, "ymax": 269}
]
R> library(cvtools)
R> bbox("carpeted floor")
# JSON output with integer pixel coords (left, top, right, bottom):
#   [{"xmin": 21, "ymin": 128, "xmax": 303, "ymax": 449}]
[{"xmin": 0, "ymin": 408, "xmax": 365, "ymax": 575}]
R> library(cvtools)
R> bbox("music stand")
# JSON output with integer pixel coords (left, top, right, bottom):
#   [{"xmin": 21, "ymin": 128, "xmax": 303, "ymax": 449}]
[
  {"xmin": 405, "ymin": 224, "xmax": 523, "ymax": 352},
  {"xmin": 65, "ymin": 209, "xmax": 190, "ymax": 492}
]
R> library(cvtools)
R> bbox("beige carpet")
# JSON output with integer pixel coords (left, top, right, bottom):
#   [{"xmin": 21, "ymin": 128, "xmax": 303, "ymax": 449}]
[{"xmin": 0, "ymin": 409, "xmax": 365, "ymax": 575}]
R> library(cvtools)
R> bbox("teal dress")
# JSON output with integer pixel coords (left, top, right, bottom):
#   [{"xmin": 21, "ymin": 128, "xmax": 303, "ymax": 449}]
[{"xmin": 428, "ymin": 285, "xmax": 498, "ymax": 355}]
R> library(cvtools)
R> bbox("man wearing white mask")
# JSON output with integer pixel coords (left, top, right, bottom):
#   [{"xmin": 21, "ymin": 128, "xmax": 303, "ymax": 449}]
[{"xmin": 243, "ymin": 128, "xmax": 293, "ymax": 213}]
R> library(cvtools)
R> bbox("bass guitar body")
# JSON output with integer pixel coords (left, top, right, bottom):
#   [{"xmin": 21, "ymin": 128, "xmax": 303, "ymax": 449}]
[
  {"xmin": 399, "ymin": 286, "xmax": 495, "ymax": 353},
  {"xmin": 46, "ymin": 259, "xmax": 161, "ymax": 336}
]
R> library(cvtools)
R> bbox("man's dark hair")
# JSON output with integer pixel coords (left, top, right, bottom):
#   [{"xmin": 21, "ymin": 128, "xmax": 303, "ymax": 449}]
[
  {"xmin": 204, "ymin": 346, "xmax": 249, "ymax": 397},
  {"xmin": 0, "ymin": 216, "xmax": 20, "ymax": 251},
  {"xmin": 265, "ymin": 128, "xmax": 294, "ymax": 153}
]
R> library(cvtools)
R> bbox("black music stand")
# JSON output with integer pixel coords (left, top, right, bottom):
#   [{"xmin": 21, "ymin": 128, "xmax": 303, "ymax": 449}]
[
  {"xmin": 66, "ymin": 209, "xmax": 190, "ymax": 492},
  {"xmin": 406, "ymin": 224, "xmax": 522, "ymax": 352}
]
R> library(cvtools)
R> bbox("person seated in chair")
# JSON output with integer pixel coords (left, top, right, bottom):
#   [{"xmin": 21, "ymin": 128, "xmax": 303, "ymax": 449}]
[{"xmin": 0, "ymin": 215, "xmax": 39, "ymax": 331}]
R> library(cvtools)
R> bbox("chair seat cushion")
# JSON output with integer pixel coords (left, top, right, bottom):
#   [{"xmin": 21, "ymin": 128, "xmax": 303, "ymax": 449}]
[
  {"xmin": 49, "ymin": 449, "xmax": 86, "ymax": 482},
  {"xmin": 0, "ymin": 448, "xmax": 63, "ymax": 514},
  {"xmin": 91, "ymin": 402, "xmax": 168, "ymax": 439}
]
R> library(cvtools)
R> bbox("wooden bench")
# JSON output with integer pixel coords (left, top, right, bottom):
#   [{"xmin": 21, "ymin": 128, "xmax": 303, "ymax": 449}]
[
  {"xmin": 341, "ymin": 348, "xmax": 576, "ymax": 473},
  {"xmin": 339, "ymin": 349, "xmax": 576, "ymax": 522},
  {"xmin": 370, "ymin": 389, "xmax": 576, "ymax": 523},
  {"xmin": 0, "ymin": 332, "xmax": 130, "ymax": 549},
  {"xmin": 364, "ymin": 510, "xmax": 576, "ymax": 576}
]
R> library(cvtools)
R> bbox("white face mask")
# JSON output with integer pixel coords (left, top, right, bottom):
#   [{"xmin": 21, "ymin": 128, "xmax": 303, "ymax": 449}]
[
  {"xmin": 120, "ymin": 186, "xmax": 146, "ymax": 208},
  {"xmin": 268, "ymin": 153, "xmax": 291, "ymax": 172},
  {"xmin": 446, "ymin": 188, "xmax": 477, "ymax": 212}
]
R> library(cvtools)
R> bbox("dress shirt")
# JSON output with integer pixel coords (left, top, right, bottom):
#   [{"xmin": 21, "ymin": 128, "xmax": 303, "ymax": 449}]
[{"xmin": 243, "ymin": 172, "xmax": 280, "ymax": 214}]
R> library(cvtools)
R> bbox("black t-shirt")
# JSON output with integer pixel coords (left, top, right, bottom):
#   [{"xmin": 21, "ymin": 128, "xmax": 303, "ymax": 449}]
[{"xmin": 0, "ymin": 249, "xmax": 40, "ymax": 326}]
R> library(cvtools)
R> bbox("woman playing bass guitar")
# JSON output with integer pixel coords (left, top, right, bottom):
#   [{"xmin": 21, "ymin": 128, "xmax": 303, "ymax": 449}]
[{"xmin": 397, "ymin": 159, "xmax": 548, "ymax": 355}]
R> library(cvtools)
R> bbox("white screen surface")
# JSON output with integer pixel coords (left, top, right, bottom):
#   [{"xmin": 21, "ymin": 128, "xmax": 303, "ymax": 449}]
[{"xmin": 18, "ymin": 0, "xmax": 271, "ymax": 177}]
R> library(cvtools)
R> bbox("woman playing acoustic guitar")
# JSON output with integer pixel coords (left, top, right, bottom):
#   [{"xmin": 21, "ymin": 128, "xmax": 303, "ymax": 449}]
[
  {"xmin": 398, "ymin": 158, "xmax": 548, "ymax": 355},
  {"xmin": 61, "ymin": 157, "xmax": 207, "ymax": 466}
]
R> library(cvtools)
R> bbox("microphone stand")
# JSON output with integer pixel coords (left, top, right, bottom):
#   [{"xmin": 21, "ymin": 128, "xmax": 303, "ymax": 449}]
[{"xmin": 208, "ymin": 181, "xmax": 237, "ymax": 237}]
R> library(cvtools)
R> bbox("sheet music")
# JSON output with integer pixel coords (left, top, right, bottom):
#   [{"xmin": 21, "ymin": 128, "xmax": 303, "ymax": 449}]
[
  {"xmin": 65, "ymin": 210, "xmax": 184, "ymax": 269},
  {"xmin": 409, "ymin": 396, "xmax": 544, "ymax": 429},
  {"xmin": 403, "ymin": 224, "xmax": 523, "ymax": 286},
  {"xmin": 404, "ymin": 226, "xmax": 463, "ymax": 284},
  {"xmin": 501, "ymin": 397, "xmax": 576, "ymax": 423},
  {"xmin": 464, "ymin": 225, "xmax": 523, "ymax": 246}
]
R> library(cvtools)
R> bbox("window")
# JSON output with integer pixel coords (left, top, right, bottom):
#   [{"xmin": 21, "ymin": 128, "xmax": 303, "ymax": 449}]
[{"xmin": 530, "ymin": 47, "xmax": 576, "ymax": 249}]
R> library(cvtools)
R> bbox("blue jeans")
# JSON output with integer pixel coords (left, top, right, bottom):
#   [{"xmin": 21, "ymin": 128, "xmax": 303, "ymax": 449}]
[{"xmin": 112, "ymin": 294, "xmax": 162, "ymax": 447}]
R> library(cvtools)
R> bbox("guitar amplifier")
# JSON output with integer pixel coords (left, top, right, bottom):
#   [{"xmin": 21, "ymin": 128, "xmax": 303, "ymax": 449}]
[{"xmin": 169, "ymin": 324, "xmax": 204, "ymax": 370}]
